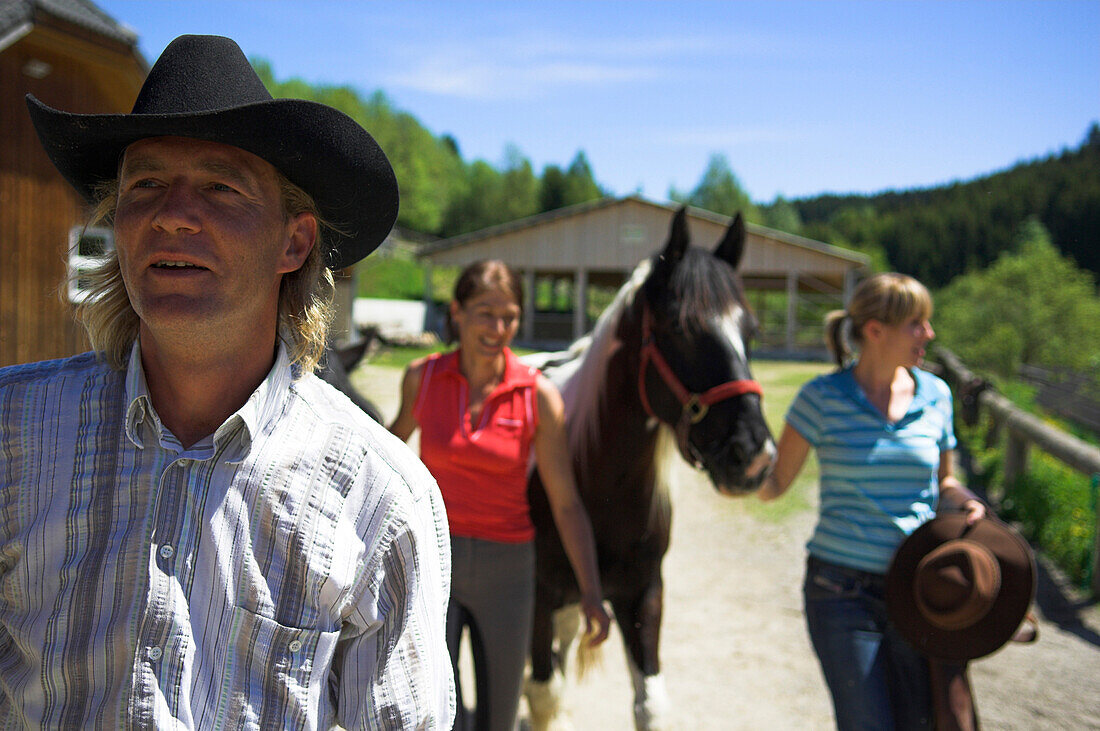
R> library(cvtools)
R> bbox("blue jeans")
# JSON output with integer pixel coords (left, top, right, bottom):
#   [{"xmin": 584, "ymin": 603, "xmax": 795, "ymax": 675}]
[{"xmin": 803, "ymin": 556, "xmax": 932, "ymax": 730}]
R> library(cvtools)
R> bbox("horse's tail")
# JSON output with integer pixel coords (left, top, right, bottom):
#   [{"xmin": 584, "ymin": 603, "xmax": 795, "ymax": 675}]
[
  {"xmin": 551, "ymin": 604, "xmax": 604, "ymax": 680},
  {"xmin": 575, "ymin": 630, "xmax": 604, "ymax": 679}
]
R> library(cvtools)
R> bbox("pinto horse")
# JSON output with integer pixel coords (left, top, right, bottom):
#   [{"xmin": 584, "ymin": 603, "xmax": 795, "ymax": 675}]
[{"xmin": 524, "ymin": 208, "xmax": 775, "ymax": 729}]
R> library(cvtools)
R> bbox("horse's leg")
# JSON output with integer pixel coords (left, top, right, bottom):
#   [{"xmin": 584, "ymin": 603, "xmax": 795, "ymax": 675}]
[
  {"xmin": 612, "ymin": 579, "xmax": 670, "ymax": 731},
  {"xmin": 525, "ymin": 596, "xmax": 575, "ymax": 731}
]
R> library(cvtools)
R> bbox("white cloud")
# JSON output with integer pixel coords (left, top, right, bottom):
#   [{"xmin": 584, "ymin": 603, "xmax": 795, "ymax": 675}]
[
  {"xmin": 387, "ymin": 57, "xmax": 659, "ymax": 100},
  {"xmin": 381, "ymin": 31, "xmax": 747, "ymax": 100}
]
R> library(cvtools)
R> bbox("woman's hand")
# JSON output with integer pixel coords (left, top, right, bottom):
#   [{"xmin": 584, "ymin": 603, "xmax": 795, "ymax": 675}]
[
  {"xmin": 939, "ymin": 450, "xmax": 987, "ymax": 525},
  {"xmin": 961, "ymin": 498, "xmax": 986, "ymax": 525},
  {"xmin": 580, "ymin": 593, "xmax": 612, "ymax": 646},
  {"xmin": 757, "ymin": 424, "xmax": 810, "ymax": 502}
]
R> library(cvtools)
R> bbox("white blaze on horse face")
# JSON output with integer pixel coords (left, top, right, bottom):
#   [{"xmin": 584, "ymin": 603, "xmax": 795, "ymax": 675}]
[
  {"xmin": 745, "ymin": 440, "xmax": 777, "ymax": 481},
  {"xmin": 715, "ymin": 305, "xmax": 748, "ymax": 365}
]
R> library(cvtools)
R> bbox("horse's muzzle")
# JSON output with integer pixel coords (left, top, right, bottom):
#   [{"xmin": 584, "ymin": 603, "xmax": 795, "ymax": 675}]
[{"xmin": 708, "ymin": 440, "xmax": 776, "ymax": 496}]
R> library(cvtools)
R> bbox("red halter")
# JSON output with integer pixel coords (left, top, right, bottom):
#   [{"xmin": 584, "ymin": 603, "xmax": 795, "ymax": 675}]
[{"xmin": 638, "ymin": 303, "xmax": 763, "ymax": 466}]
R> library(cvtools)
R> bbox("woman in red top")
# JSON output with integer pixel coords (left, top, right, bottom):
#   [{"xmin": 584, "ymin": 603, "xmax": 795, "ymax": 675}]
[{"xmin": 390, "ymin": 260, "xmax": 610, "ymax": 731}]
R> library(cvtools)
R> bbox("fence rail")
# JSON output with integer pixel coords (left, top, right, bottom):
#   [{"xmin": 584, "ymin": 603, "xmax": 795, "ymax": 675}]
[
  {"xmin": 934, "ymin": 347, "xmax": 1100, "ymax": 597},
  {"xmin": 1018, "ymin": 364, "xmax": 1100, "ymax": 434}
]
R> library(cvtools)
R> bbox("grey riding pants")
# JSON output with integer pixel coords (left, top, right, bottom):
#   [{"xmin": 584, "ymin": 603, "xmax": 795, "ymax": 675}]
[{"xmin": 447, "ymin": 536, "xmax": 536, "ymax": 731}]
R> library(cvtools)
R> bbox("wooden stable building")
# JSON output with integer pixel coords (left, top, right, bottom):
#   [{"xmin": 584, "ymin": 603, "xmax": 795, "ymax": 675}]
[
  {"xmin": 418, "ymin": 196, "xmax": 870, "ymax": 355},
  {"xmin": 0, "ymin": 0, "xmax": 145, "ymax": 367}
]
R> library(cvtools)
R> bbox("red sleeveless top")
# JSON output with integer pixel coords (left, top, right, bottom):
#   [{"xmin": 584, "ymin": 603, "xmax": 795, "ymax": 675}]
[{"xmin": 413, "ymin": 348, "xmax": 540, "ymax": 543}]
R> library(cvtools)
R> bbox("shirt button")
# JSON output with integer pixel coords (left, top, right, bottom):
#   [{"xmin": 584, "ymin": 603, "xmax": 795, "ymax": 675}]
[
  {"xmin": 159, "ymin": 544, "xmax": 175, "ymax": 559},
  {"xmin": 288, "ymin": 639, "xmax": 303, "ymax": 653},
  {"xmin": 177, "ymin": 459, "xmax": 190, "ymax": 466},
  {"xmin": 147, "ymin": 646, "xmax": 163, "ymax": 661}
]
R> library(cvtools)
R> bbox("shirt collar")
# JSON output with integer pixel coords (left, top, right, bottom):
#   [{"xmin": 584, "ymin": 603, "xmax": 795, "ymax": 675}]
[
  {"xmin": 124, "ymin": 339, "xmax": 294, "ymax": 461},
  {"xmin": 838, "ymin": 365, "xmax": 930, "ymax": 423},
  {"xmin": 440, "ymin": 347, "xmax": 538, "ymax": 386}
]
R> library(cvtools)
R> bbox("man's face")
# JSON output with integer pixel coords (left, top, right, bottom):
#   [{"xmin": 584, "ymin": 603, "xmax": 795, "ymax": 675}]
[{"xmin": 114, "ymin": 136, "xmax": 314, "ymax": 350}]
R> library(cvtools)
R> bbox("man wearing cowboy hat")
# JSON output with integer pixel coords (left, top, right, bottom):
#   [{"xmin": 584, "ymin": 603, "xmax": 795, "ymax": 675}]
[{"xmin": 0, "ymin": 35, "xmax": 454, "ymax": 728}]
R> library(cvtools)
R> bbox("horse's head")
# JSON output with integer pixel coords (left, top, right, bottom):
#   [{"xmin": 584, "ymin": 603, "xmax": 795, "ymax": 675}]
[{"xmin": 639, "ymin": 207, "xmax": 776, "ymax": 495}]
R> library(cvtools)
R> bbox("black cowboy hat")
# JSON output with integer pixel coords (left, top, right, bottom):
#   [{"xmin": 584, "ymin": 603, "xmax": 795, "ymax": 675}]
[
  {"xmin": 886, "ymin": 513, "xmax": 1036, "ymax": 663},
  {"xmin": 25, "ymin": 34, "xmax": 397, "ymax": 270}
]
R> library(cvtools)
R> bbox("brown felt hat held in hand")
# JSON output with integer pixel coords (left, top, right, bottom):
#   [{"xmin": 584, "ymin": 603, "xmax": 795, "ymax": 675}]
[{"xmin": 886, "ymin": 513, "xmax": 1036, "ymax": 663}]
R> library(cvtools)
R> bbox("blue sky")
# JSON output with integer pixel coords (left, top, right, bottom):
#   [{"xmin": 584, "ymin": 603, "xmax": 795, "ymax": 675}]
[{"xmin": 95, "ymin": 0, "xmax": 1099, "ymax": 203}]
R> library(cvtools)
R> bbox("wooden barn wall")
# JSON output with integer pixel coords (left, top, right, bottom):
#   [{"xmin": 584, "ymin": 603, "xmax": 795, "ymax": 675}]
[
  {"xmin": 0, "ymin": 34, "xmax": 134, "ymax": 366},
  {"xmin": 424, "ymin": 200, "xmax": 862, "ymax": 288}
]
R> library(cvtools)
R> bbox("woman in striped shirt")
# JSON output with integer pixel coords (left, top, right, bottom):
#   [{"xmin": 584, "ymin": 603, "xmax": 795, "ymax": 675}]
[{"xmin": 758, "ymin": 273, "xmax": 985, "ymax": 730}]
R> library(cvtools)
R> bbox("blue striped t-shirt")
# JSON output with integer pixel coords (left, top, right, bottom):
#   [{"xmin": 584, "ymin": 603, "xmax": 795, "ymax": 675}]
[{"xmin": 786, "ymin": 366, "xmax": 956, "ymax": 574}]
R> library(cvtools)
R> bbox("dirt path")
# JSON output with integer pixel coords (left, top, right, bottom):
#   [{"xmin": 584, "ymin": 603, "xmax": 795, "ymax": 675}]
[{"xmin": 352, "ymin": 363, "xmax": 1100, "ymax": 730}]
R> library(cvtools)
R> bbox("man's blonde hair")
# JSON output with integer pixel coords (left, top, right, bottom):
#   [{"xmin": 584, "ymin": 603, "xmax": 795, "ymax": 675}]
[{"xmin": 74, "ymin": 172, "xmax": 336, "ymax": 374}]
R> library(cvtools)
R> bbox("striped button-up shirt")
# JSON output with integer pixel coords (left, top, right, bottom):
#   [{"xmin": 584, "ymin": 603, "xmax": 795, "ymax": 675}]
[{"xmin": 0, "ymin": 344, "xmax": 455, "ymax": 729}]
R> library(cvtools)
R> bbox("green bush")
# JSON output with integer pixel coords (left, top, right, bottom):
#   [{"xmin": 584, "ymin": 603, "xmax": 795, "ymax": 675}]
[
  {"xmin": 936, "ymin": 218, "xmax": 1100, "ymax": 378},
  {"xmin": 1000, "ymin": 453, "xmax": 1096, "ymax": 586},
  {"xmin": 356, "ymin": 257, "xmax": 424, "ymax": 300}
]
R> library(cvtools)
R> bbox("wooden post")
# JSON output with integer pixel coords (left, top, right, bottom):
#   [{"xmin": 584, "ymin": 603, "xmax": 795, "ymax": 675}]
[
  {"xmin": 1092, "ymin": 474, "xmax": 1100, "ymax": 598},
  {"xmin": 1004, "ymin": 431, "xmax": 1029, "ymax": 487},
  {"xmin": 523, "ymin": 269, "xmax": 536, "ymax": 343},
  {"xmin": 984, "ymin": 412, "xmax": 1002, "ymax": 451},
  {"xmin": 573, "ymin": 268, "xmax": 588, "ymax": 341},
  {"xmin": 786, "ymin": 272, "xmax": 798, "ymax": 352}
]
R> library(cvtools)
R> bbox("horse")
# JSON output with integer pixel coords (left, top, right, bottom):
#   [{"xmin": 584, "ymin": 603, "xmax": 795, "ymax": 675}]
[
  {"xmin": 317, "ymin": 337, "xmax": 384, "ymax": 424},
  {"xmin": 524, "ymin": 207, "xmax": 776, "ymax": 730}
]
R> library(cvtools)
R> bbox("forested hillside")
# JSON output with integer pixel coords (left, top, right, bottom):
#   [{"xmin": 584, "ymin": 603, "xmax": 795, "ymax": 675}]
[
  {"xmin": 792, "ymin": 125, "xmax": 1100, "ymax": 288},
  {"xmin": 253, "ymin": 59, "xmax": 1098, "ymax": 291},
  {"xmin": 253, "ymin": 60, "xmax": 605, "ymax": 238}
]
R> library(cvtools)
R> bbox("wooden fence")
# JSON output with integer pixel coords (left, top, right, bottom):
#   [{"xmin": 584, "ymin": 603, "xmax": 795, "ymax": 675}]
[
  {"xmin": 1018, "ymin": 364, "xmax": 1100, "ymax": 434},
  {"xmin": 934, "ymin": 348, "xmax": 1100, "ymax": 597}
]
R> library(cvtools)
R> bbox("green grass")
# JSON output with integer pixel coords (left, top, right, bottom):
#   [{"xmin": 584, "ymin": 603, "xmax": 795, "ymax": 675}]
[{"xmin": 739, "ymin": 360, "xmax": 831, "ymax": 522}]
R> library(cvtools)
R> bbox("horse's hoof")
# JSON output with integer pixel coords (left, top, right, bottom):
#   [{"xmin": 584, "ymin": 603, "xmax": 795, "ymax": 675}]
[
  {"xmin": 525, "ymin": 674, "xmax": 572, "ymax": 731},
  {"xmin": 631, "ymin": 672, "xmax": 671, "ymax": 731}
]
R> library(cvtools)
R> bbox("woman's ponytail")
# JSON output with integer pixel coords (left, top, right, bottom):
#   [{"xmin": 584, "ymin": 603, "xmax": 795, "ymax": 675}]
[{"xmin": 824, "ymin": 309, "xmax": 851, "ymax": 367}]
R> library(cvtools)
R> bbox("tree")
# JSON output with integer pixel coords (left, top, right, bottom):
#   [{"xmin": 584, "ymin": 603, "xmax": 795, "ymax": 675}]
[
  {"xmin": 441, "ymin": 160, "xmax": 503, "ymax": 235},
  {"xmin": 935, "ymin": 218, "xmax": 1100, "ymax": 377},
  {"xmin": 671, "ymin": 153, "xmax": 760, "ymax": 222},
  {"xmin": 539, "ymin": 165, "xmax": 568, "ymax": 212},
  {"xmin": 539, "ymin": 151, "xmax": 605, "ymax": 213},
  {"xmin": 496, "ymin": 144, "xmax": 540, "ymax": 223},
  {"xmin": 252, "ymin": 59, "xmax": 464, "ymax": 234},
  {"xmin": 563, "ymin": 151, "xmax": 604, "ymax": 205},
  {"xmin": 761, "ymin": 196, "xmax": 802, "ymax": 234}
]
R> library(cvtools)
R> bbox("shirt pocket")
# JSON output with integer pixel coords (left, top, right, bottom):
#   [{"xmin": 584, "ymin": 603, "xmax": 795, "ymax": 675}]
[{"xmin": 218, "ymin": 605, "xmax": 340, "ymax": 728}]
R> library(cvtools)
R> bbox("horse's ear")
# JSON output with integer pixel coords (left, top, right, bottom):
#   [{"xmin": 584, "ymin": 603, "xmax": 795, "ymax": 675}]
[
  {"xmin": 659, "ymin": 206, "xmax": 690, "ymax": 273},
  {"xmin": 714, "ymin": 212, "xmax": 746, "ymax": 269}
]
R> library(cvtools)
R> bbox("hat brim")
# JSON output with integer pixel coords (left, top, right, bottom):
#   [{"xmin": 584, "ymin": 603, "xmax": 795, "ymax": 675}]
[
  {"xmin": 886, "ymin": 514, "xmax": 1035, "ymax": 663},
  {"xmin": 26, "ymin": 94, "xmax": 397, "ymax": 270}
]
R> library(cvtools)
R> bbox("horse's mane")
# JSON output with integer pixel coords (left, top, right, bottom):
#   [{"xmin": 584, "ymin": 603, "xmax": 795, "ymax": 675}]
[
  {"xmin": 654, "ymin": 247, "xmax": 753, "ymax": 336},
  {"xmin": 539, "ymin": 260, "xmax": 677, "ymax": 502},
  {"xmin": 553, "ymin": 260, "xmax": 648, "ymax": 457}
]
